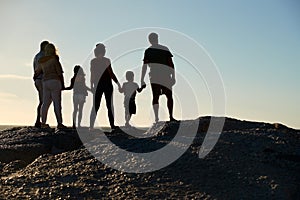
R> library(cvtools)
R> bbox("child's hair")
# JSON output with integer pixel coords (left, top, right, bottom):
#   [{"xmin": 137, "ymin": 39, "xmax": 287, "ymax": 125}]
[
  {"xmin": 74, "ymin": 65, "xmax": 84, "ymax": 75},
  {"xmin": 126, "ymin": 71, "xmax": 134, "ymax": 81}
]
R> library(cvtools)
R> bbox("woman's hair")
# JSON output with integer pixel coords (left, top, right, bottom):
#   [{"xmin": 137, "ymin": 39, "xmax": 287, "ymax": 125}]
[
  {"xmin": 74, "ymin": 65, "xmax": 81, "ymax": 73},
  {"xmin": 45, "ymin": 43, "xmax": 57, "ymax": 56},
  {"xmin": 94, "ymin": 43, "xmax": 106, "ymax": 57},
  {"xmin": 74, "ymin": 65, "xmax": 84, "ymax": 75}
]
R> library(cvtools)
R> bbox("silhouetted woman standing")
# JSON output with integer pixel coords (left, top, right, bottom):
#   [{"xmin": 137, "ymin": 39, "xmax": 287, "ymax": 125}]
[
  {"xmin": 35, "ymin": 43, "xmax": 66, "ymax": 129},
  {"xmin": 89, "ymin": 43, "xmax": 121, "ymax": 130}
]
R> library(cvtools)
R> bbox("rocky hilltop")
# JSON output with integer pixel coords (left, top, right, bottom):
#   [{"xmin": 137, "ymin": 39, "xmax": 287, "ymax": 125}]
[{"xmin": 0, "ymin": 117, "xmax": 299, "ymax": 199}]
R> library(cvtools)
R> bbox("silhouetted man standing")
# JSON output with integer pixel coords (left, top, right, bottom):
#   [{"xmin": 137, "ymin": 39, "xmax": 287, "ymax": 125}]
[
  {"xmin": 33, "ymin": 40, "xmax": 49, "ymax": 128},
  {"xmin": 141, "ymin": 33, "xmax": 176, "ymax": 123}
]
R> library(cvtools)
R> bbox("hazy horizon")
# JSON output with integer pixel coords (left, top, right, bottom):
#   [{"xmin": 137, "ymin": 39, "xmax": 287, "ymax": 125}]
[{"xmin": 0, "ymin": 115, "xmax": 299, "ymax": 130}]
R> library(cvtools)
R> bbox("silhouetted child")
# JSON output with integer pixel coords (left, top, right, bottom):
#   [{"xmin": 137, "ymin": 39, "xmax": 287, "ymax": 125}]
[
  {"xmin": 119, "ymin": 71, "xmax": 146, "ymax": 126},
  {"xmin": 65, "ymin": 65, "xmax": 91, "ymax": 128}
]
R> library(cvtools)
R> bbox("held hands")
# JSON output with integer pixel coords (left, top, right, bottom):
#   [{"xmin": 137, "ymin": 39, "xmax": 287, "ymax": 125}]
[
  {"xmin": 87, "ymin": 87, "xmax": 92, "ymax": 93},
  {"xmin": 117, "ymin": 82, "xmax": 122, "ymax": 93},
  {"xmin": 141, "ymin": 80, "xmax": 146, "ymax": 88},
  {"xmin": 91, "ymin": 86, "xmax": 95, "ymax": 94},
  {"xmin": 138, "ymin": 81, "xmax": 146, "ymax": 93}
]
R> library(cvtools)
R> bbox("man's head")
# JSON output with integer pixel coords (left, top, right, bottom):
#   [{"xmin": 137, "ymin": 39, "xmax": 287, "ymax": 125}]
[
  {"xmin": 40, "ymin": 41, "xmax": 49, "ymax": 52},
  {"xmin": 94, "ymin": 43, "xmax": 106, "ymax": 57},
  {"xmin": 148, "ymin": 32, "xmax": 159, "ymax": 45}
]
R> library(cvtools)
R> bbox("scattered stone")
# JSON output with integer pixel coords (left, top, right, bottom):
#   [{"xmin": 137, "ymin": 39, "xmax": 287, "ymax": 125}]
[{"xmin": 0, "ymin": 117, "xmax": 299, "ymax": 199}]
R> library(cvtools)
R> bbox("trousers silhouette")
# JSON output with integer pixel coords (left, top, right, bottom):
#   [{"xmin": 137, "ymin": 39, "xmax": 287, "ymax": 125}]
[{"xmin": 90, "ymin": 85, "xmax": 115, "ymax": 128}]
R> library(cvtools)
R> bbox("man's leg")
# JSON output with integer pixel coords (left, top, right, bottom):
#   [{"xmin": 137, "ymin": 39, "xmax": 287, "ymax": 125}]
[
  {"xmin": 125, "ymin": 113, "xmax": 130, "ymax": 126},
  {"xmin": 164, "ymin": 86, "xmax": 175, "ymax": 121},
  {"xmin": 151, "ymin": 83, "xmax": 160, "ymax": 122},
  {"xmin": 128, "ymin": 114, "xmax": 132, "ymax": 125},
  {"xmin": 34, "ymin": 80, "xmax": 43, "ymax": 127}
]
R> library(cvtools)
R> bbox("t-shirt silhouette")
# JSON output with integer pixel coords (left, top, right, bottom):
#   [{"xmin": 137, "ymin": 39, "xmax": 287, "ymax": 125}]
[
  {"xmin": 143, "ymin": 44, "xmax": 174, "ymax": 85},
  {"xmin": 90, "ymin": 57, "xmax": 118, "ymax": 87},
  {"xmin": 122, "ymin": 82, "xmax": 139, "ymax": 100},
  {"xmin": 72, "ymin": 75, "xmax": 88, "ymax": 96}
]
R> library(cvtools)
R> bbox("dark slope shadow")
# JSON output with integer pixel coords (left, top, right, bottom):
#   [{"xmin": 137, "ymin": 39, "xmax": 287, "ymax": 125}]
[{"xmin": 103, "ymin": 122, "xmax": 180, "ymax": 153}]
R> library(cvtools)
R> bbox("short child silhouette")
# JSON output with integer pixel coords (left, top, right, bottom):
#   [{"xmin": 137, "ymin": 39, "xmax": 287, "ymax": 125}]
[
  {"xmin": 119, "ymin": 71, "xmax": 146, "ymax": 127},
  {"xmin": 65, "ymin": 65, "xmax": 91, "ymax": 128}
]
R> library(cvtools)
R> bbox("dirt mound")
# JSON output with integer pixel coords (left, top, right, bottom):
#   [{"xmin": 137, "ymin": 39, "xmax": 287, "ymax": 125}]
[
  {"xmin": 0, "ymin": 117, "xmax": 299, "ymax": 199},
  {"xmin": 0, "ymin": 126, "xmax": 82, "ymax": 164}
]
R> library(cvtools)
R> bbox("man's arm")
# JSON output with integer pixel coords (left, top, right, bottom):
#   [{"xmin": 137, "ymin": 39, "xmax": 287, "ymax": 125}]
[
  {"xmin": 168, "ymin": 57, "xmax": 176, "ymax": 85},
  {"xmin": 33, "ymin": 56, "xmax": 37, "ymax": 73},
  {"xmin": 33, "ymin": 65, "xmax": 42, "ymax": 79},
  {"xmin": 141, "ymin": 63, "xmax": 147, "ymax": 86},
  {"xmin": 137, "ymin": 85, "xmax": 146, "ymax": 93},
  {"xmin": 90, "ymin": 75, "xmax": 94, "ymax": 92},
  {"xmin": 90, "ymin": 61, "xmax": 95, "ymax": 92},
  {"xmin": 137, "ymin": 82, "xmax": 146, "ymax": 93}
]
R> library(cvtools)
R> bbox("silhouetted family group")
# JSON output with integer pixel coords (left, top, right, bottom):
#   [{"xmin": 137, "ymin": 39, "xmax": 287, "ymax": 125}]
[{"xmin": 33, "ymin": 33, "xmax": 176, "ymax": 130}]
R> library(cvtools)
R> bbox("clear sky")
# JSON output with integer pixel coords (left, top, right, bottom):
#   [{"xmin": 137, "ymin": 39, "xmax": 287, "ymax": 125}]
[{"xmin": 0, "ymin": 0, "xmax": 299, "ymax": 129}]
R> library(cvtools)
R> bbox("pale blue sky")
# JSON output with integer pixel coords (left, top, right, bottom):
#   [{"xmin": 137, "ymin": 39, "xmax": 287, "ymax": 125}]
[{"xmin": 0, "ymin": 0, "xmax": 299, "ymax": 128}]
